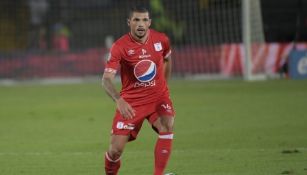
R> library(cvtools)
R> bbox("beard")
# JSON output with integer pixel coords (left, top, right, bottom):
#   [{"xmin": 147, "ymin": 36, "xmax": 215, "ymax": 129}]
[{"xmin": 135, "ymin": 28, "xmax": 147, "ymax": 39}]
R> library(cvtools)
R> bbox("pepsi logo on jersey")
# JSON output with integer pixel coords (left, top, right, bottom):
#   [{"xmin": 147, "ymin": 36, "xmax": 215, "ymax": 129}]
[{"xmin": 133, "ymin": 60, "xmax": 156, "ymax": 88}]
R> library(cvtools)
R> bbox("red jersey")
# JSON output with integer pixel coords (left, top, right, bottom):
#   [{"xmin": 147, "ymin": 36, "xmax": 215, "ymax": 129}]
[{"xmin": 104, "ymin": 29, "xmax": 172, "ymax": 106}]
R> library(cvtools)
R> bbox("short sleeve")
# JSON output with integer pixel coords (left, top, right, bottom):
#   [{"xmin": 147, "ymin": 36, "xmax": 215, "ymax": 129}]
[
  {"xmin": 162, "ymin": 34, "xmax": 172, "ymax": 59},
  {"xmin": 104, "ymin": 43, "xmax": 121, "ymax": 74}
]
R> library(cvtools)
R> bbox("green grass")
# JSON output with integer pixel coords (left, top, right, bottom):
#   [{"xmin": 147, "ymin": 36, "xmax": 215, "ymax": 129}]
[{"xmin": 0, "ymin": 79, "xmax": 307, "ymax": 175}]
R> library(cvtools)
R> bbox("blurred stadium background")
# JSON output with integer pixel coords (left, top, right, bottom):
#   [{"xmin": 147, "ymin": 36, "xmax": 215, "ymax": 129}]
[
  {"xmin": 1, "ymin": 0, "xmax": 307, "ymax": 81},
  {"xmin": 1, "ymin": 1, "xmax": 307, "ymax": 175}
]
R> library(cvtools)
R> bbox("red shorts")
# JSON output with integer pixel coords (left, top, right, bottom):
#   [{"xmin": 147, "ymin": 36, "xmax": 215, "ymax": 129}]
[{"xmin": 111, "ymin": 95, "xmax": 175, "ymax": 141}]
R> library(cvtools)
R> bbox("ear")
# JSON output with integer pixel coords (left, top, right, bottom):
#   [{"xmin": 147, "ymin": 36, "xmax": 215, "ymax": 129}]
[
  {"xmin": 148, "ymin": 19, "xmax": 152, "ymax": 27},
  {"xmin": 127, "ymin": 19, "xmax": 130, "ymax": 26}
]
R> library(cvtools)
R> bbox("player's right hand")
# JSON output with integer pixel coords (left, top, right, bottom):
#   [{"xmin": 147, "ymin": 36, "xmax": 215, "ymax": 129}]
[{"xmin": 115, "ymin": 97, "xmax": 136, "ymax": 120}]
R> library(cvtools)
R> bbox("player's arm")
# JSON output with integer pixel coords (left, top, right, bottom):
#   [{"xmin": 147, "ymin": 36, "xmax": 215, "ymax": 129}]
[
  {"xmin": 163, "ymin": 34, "xmax": 172, "ymax": 82},
  {"xmin": 164, "ymin": 55, "xmax": 172, "ymax": 82},
  {"xmin": 102, "ymin": 71, "xmax": 135, "ymax": 119},
  {"xmin": 102, "ymin": 71, "xmax": 120, "ymax": 101}
]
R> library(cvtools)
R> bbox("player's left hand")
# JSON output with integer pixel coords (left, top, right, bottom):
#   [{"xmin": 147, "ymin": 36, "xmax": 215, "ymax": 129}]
[{"xmin": 116, "ymin": 97, "xmax": 136, "ymax": 119}]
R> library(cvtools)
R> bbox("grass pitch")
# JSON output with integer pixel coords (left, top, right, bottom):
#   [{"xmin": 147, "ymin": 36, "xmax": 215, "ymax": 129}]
[{"xmin": 0, "ymin": 79, "xmax": 306, "ymax": 175}]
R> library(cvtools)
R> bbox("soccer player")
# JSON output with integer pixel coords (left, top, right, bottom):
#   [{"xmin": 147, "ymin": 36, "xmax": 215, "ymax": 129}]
[{"xmin": 102, "ymin": 6, "xmax": 175, "ymax": 175}]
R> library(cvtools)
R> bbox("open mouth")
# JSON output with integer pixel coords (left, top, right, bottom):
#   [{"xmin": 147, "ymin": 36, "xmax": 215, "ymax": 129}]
[{"xmin": 137, "ymin": 28, "xmax": 145, "ymax": 32}]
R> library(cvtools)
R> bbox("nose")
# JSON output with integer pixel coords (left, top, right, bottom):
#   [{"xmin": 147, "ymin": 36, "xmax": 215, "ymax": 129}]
[
  {"xmin": 137, "ymin": 22, "xmax": 144, "ymax": 27},
  {"xmin": 137, "ymin": 24, "xmax": 145, "ymax": 30}
]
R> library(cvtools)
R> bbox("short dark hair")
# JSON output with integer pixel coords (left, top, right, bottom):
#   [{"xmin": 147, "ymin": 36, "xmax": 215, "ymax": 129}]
[{"xmin": 128, "ymin": 6, "xmax": 150, "ymax": 19}]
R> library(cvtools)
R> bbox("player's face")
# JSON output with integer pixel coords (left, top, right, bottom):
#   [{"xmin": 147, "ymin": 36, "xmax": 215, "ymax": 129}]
[{"xmin": 128, "ymin": 12, "xmax": 151, "ymax": 40}]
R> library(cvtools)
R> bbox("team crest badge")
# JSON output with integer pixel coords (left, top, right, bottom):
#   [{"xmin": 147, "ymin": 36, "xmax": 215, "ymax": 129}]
[
  {"xmin": 134, "ymin": 60, "xmax": 156, "ymax": 82},
  {"xmin": 154, "ymin": 42, "xmax": 163, "ymax": 51}
]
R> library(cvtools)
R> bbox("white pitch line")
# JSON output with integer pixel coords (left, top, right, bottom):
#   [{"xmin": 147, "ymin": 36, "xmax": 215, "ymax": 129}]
[
  {"xmin": 0, "ymin": 152, "xmax": 95, "ymax": 156},
  {"xmin": 0, "ymin": 148, "xmax": 306, "ymax": 156}
]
